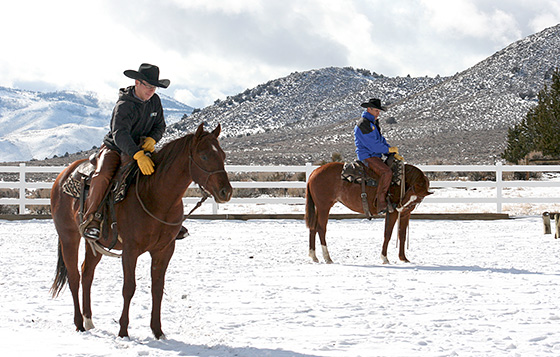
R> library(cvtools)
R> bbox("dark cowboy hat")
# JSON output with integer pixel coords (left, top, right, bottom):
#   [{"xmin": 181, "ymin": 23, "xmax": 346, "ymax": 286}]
[
  {"xmin": 360, "ymin": 98, "xmax": 386, "ymax": 111},
  {"xmin": 124, "ymin": 63, "xmax": 170, "ymax": 88}
]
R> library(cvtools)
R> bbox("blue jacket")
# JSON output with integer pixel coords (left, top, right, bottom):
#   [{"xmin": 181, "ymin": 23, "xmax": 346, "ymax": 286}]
[{"xmin": 354, "ymin": 111, "xmax": 389, "ymax": 160}]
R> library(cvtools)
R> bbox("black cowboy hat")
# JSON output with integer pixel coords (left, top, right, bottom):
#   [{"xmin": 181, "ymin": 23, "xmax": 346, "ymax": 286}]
[
  {"xmin": 360, "ymin": 98, "xmax": 386, "ymax": 111},
  {"xmin": 124, "ymin": 63, "xmax": 170, "ymax": 88}
]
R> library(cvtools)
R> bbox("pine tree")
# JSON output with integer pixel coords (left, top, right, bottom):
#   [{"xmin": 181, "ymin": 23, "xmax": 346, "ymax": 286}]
[{"xmin": 502, "ymin": 69, "xmax": 560, "ymax": 163}]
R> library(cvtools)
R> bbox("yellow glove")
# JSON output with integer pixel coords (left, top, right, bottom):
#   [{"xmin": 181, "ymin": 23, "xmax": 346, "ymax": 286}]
[
  {"xmin": 133, "ymin": 150, "xmax": 155, "ymax": 175},
  {"xmin": 388, "ymin": 146, "xmax": 399, "ymax": 154},
  {"xmin": 394, "ymin": 153, "xmax": 404, "ymax": 161},
  {"xmin": 141, "ymin": 137, "xmax": 156, "ymax": 153}
]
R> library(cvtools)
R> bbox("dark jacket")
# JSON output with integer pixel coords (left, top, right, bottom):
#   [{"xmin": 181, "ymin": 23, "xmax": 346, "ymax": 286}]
[
  {"xmin": 103, "ymin": 86, "xmax": 166, "ymax": 156},
  {"xmin": 354, "ymin": 111, "xmax": 389, "ymax": 160}
]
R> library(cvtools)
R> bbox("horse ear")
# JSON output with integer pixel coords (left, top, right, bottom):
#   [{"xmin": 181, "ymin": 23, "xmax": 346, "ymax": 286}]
[
  {"xmin": 212, "ymin": 123, "xmax": 221, "ymax": 138},
  {"xmin": 195, "ymin": 122, "xmax": 204, "ymax": 138}
]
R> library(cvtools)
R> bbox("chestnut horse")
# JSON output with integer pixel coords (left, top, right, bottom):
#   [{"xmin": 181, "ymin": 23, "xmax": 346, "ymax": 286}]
[
  {"xmin": 50, "ymin": 123, "xmax": 232, "ymax": 339},
  {"xmin": 305, "ymin": 161, "xmax": 431, "ymax": 264}
]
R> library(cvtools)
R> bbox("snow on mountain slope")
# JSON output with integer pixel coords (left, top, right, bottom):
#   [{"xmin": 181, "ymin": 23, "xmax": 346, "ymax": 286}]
[{"xmin": 0, "ymin": 87, "xmax": 192, "ymax": 162}]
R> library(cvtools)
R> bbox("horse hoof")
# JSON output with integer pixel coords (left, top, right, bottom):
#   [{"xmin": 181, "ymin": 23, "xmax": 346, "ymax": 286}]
[
  {"xmin": 154, "ymin": 331, "xmax": 166, "ymax": 340},
  {"xmin": 84, "ymin": 317, "xmax": 95, "ymax": 330},
  {"xmin": 380, "ymin": 254, "xmax": 390, "ymax": 264},
  {"xmin": 309, "ymin": 250, "xmax": 319, "ymax": 263}
]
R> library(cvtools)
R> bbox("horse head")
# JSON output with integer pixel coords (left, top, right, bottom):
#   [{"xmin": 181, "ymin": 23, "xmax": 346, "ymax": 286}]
[
  {"xmin": 397, "ymin": 164, "xmax": 433, "ymax": 213},
  {"xmin": 189, "ymin": 123, "xmax": 232, "ymax": 203}
]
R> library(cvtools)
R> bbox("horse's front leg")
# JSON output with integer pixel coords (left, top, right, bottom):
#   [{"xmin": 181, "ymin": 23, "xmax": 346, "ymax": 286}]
[
  {"xmin": 149, "ymin": 242, "xmax": 175, "ymax": 340},
  {"xmin": 118, "ymin": 249, "xmax": 139, "ymax": 338},
  {"xmin": 397, "ymin": 212, "xmax": 412, "ymax": 263},
  {"xmin": 81, "ymin": 244, "xmax": 102, "ymax": 330},
  {"xmin": 381, "ymin": 212, "xmax": 399, "ymax": 264}
]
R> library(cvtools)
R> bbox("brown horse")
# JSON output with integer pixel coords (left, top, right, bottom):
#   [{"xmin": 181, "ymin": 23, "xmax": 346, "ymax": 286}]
[
  {"xmin": 305, "ymin": 161, "xmax": 432, "ymax": 264},
  {"xmin": 50, "ymin": 123, "xmax": 232, "ymax": 339}
]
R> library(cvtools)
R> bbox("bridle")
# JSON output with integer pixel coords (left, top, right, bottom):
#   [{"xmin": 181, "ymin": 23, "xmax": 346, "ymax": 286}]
[{"xmin": 135, "ymin": 134, "xmax": 227, "ymax": 226}]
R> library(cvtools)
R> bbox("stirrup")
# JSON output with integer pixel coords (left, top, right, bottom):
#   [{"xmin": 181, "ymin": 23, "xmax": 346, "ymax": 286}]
[{"xmin": 83, "ymin": 226, "xmax": 101, "ymax": 241}]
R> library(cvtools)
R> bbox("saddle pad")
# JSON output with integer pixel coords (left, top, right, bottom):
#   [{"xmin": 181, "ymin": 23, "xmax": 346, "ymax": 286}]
[
  {"xmin": 341, "ymin": 161, "xmax": 378, "ymax": 187},
  {"xmin": 62, "ymin": 161, "xmax": 95, "ymax": 199},
  {"xmin": 61, "ymin": 160, "xmax": 138, "ymax": 204}
]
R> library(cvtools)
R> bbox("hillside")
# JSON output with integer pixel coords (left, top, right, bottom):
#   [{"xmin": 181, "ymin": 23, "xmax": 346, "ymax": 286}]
[
  {"xmin": 0, "ymin": 88, "xmax": 193, "ymax": 162},
  {"xmin": 166, "ymin": 24, "xmax": 560, "ymax": 165},
  {"xmin": 2, "ymin": 24, "xmax": 560, "ymax": 166}
]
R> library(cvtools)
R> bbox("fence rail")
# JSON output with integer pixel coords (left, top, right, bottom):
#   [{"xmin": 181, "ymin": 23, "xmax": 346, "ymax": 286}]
[{"xmin": 1, "ymin": 163, "xmax": 560, "ymax": 215}]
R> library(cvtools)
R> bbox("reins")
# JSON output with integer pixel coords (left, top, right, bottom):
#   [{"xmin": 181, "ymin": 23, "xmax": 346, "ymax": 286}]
[{"xmin": 135, "ymin": 172, "xmax": 210, "ymax": 226}]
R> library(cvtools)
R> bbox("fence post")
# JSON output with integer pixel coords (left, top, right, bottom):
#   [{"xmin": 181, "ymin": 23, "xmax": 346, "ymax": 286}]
[
  {"xmin": 305, "ymin": 162, "xmax": 314, "ymax": 182},
  {"xmin": 496, "ymin": 162, "xmax": 503, "ymax": 213},
  {"xmin": 18, "ymin": 163, "xmax": 26, "ymax": 214}
]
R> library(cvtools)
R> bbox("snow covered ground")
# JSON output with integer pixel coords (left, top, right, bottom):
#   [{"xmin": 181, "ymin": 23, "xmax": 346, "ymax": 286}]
[{"xmin": 1, "ymin": 213, "xmax": 560, "ymax": 356}]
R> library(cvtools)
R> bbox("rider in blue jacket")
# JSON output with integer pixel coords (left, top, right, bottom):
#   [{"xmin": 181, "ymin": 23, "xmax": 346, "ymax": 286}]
[{"xmin": 354, "ymin": 98, "xmax": 400, "ymax": 214}]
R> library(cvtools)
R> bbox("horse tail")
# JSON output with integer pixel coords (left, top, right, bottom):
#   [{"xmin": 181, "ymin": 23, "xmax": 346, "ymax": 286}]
[
  {"xmin": 50, "ymin": 240, "xmax": 68, "ymax": 298},
  {"xmin": 305, "ymin": 183, "xmax": 317, "ymax": 230}
]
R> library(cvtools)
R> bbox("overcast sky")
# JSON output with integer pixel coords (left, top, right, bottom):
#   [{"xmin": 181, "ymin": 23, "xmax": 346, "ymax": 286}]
[{"xmin": 2, "ymin": 0, "xmax": 560, "ymax": 108}]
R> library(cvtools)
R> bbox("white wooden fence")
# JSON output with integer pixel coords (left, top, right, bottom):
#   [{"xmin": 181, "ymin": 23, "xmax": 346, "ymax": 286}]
[{"xmin": 1, "ymin": 163, "xmax": 559, "ymax": 215}]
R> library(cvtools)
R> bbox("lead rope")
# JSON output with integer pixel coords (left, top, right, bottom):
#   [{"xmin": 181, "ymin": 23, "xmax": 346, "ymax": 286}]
[{"xmin": 396, "ymin": 161, "xmax": 407, "ymax": 249}]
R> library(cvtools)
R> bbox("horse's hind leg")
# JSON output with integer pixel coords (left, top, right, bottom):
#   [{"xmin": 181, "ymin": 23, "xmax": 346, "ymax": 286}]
[
  {"xmin": 316, "ymin": 207, "xmax": 333, "ymax": 264},
  {"xmin": 381, "ymin": 212, "xmax": 399, "ymax": 264},
  {"xmin": 308, "ymin": 229, "xmax": 319, "ymax": 263},
  {"xmin": 81, "ymin": 244, "xmax": 102, "ymax": 330},
  {"xmin": 59, "ymin": 231, "xmax": 86, "ymax": 331}
]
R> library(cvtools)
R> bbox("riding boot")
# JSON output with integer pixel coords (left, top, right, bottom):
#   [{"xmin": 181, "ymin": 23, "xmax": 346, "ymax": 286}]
[
  {"xmin": 81, "ymin": 147, "xmax": 121, "ymax": 240},
  {"xmin": 364, "ymin": 157, "xmax": 392, "ymax": 214}
]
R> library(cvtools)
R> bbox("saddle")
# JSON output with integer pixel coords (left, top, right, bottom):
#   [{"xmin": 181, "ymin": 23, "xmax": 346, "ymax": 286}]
[
  {"xmin": 341, "ymin": 155, "xmax": 404, "ymax": 218},
  {"xmin": 341, "ymin": 155, "xmax": 403, "ymax": 187},
  {"xmin": 61, "ymin": 153, "xmax": 139, "ymax": 247}
]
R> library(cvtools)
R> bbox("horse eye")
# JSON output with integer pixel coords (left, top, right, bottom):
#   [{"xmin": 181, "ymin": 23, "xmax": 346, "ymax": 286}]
[{"xmin": 201, "ymin": 155, "xmax": 208, "ymax": 161}]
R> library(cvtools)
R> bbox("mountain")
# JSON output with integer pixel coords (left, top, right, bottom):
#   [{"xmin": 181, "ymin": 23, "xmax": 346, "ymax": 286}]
[
  {"xmin": 0, "ymin": 87, "xmax": 193, "ymax": 162},
  {"xmin": 165, "ymin": 24, "xmax": 560, "ymax": 165},
  {"xmin": 3, "ymin": 24, "xmax": 560, "ymax": 165}
]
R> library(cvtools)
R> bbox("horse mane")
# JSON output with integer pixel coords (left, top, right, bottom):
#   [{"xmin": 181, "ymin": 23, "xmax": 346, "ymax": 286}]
[
  {"xmin": 136, "ymin": 133, "xmax": 195, "ymax": 192},
  {"xmin": 405, "ymin": 164, "xmax": 430, "ymax": 194},
  {"xmin": 152, "ymin": 134, "xmax": 195, "ymax": 175}
]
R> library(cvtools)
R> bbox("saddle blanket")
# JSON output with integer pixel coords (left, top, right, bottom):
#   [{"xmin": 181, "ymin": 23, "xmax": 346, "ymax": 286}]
[{"xmin": 341, "ymin": 159, "xmax": 403, "ymax": 187}]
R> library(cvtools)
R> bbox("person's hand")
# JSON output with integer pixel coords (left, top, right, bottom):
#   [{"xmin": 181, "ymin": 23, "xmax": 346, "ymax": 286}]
[
  {"xmin": 394, "ymin": 153, "xmax": 404, "ymax": 161},
  {"xmin": 133, "ymin": 150, "xmax": 155, "ymax": 175},
  {"xmin": 388, "ymin": 146, "xmax": 399, "ymax": 154},
  {"xmin": 141, "ymin": 137, "xmax": 156, "ymax": 153}
]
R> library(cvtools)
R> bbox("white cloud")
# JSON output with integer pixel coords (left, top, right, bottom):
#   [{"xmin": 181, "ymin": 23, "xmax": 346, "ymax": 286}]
[{"xmin": 1, "ymin": 0, "xmax": 559, "ymax": 108}]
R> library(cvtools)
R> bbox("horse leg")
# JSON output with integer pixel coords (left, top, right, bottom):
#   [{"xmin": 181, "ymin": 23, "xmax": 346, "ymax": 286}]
[
  {"xmin": 118, "ymin": 249, "xmax": 139, "ymax": 338},
  {"xmin": 81, "ymin": 243, "xmax": 102, "ymax": 330},
  {"xmin": 149, "ymin": 243, "xmax": 175, "ymax": 339},
  {"xmin": 316, "ymin": 207, "xmax": 333, "ymax": 264},
  {"xmin": 308, "ymin": 229, "xmax": 319, "ymax": 263},
  {"xmin": 381, "ymin": 212, "xmax": 399, "ymax": 264},
  {"xmin": 53, "ymin": 222, "xmax": 86, "ymax": 332},
  {"xmin": 397, "ymin": 212, "xmax": 412, "ymax": 263}
]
